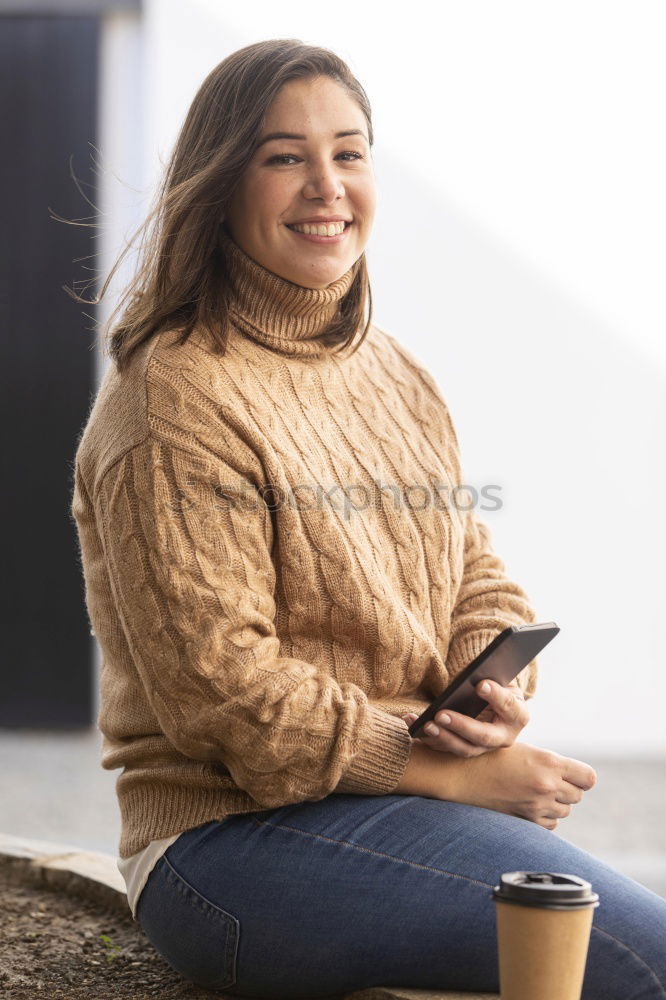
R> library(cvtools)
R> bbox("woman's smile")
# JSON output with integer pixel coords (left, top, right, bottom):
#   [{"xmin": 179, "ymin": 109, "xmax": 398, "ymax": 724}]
[{"xmin": 284, "ymin": 220, "xmax": 352, "ymax": 244}]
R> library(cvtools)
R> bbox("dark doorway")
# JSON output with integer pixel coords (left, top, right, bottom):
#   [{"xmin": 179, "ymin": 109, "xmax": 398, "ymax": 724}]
[{"xmin": 0, "ymin": 14, "xmax": 100, "ymax": 726}]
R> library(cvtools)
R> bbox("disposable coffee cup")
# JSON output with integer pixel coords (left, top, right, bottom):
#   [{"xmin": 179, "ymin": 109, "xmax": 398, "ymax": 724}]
[{"xmin": 492, "ymin": 871, "xmax": 599, "ymax": 1000}]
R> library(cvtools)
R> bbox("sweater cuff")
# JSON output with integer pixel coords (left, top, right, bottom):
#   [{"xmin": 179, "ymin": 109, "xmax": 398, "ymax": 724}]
[
  {"xmin": 446, "ymin": 629, "xmax": 539, "ymax": 701},
  {"xmin": 334, "ymin": 705, "xmax": 412, "ymax": 795},
  {"xmin": 446, "ymin": 629, "xmax": 504, "ymax": 680}
]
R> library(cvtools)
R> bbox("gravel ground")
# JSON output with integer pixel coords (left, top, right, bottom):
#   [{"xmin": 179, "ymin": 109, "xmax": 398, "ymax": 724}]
[{"xmin": 0, "ymin": 865, "xmax": 226, "ymax": 1000}]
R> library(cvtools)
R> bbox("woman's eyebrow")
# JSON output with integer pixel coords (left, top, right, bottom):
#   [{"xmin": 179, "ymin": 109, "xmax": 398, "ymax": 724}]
[{"xmin": 256, "ymin": 129, "xmax": 368, "ymax": 149}]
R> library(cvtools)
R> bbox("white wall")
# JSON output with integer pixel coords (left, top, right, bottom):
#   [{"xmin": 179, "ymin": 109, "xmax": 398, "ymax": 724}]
[
  {"xmin": 97, "ymin": 8, "xmax": 145, "ymax": 387},
  {"xmin": 99, "ymin": 0, "xmax": 666, "ymax": 756},
  {"xmin": 94, "ymin": 9, "xmax": 144, "ymax": 721}
]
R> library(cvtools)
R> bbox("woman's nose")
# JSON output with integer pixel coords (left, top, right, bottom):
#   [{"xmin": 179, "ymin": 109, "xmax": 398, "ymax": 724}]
[{"xmin": 302, "ymin": 162, "xmax": 344, "ymax": 201}]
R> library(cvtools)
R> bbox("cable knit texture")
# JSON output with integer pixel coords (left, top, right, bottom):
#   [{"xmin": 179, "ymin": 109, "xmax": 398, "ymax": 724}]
[{"xmin": 71, "ymin": 230, "xmax": 538, "ymax": 859}]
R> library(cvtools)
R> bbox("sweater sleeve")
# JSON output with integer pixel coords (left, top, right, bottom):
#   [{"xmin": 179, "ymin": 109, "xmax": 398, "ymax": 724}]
[
  {"xmin": 94, "ymin": 436, "xmax": 412, "ymax": 808},
  {"xmin": 374, "ymin": 327, "xmax": 539, "ymax": 699},
  {"xmin": 407, "ymin": 349, "xmax": 539, "ymax": 700},
  {"xmin": 446, "ymin": 503, "xmax": 539, "ymax": 700}
]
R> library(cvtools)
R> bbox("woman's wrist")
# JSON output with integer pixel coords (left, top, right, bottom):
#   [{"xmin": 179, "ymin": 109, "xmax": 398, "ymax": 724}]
[{"xmin": 393, "ymin": 740, "xmax": 469, "ymax": 800}]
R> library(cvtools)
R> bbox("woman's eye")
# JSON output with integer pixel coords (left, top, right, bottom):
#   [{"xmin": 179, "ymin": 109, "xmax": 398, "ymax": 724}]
[{"xmin": 267, "ymin": 151, "xmax": 364, "ymax": 165}]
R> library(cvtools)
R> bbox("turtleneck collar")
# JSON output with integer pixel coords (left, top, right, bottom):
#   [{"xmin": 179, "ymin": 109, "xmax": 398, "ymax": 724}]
[{"xmin": 217, "ymin": 224, "xmax": 362, "ymax": 358}]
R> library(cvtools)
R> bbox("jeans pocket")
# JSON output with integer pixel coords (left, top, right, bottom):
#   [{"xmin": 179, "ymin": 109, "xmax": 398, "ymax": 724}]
[{"xmin": 136, "ymin": 853, "xmax": 240, "ymax": 991}]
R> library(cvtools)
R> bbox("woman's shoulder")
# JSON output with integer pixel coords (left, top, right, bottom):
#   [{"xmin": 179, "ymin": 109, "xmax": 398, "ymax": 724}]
[
  {"xmin": 368, "ymin": 323, "xmax": 452, "ymax": 412},
  {"xmin": 149, "ymin": 323, "xmax": 270, "ymax": 401},
  {"xmin": 146, "ymin": 323, "xmax": 256, "ymax": 410},
  {"xmin": 75, "ymin": 327, "xmax": 244, "ymax": 496}
]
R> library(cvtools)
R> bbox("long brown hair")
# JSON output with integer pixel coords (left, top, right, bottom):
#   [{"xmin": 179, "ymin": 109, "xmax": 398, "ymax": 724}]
[{"xmin": 66, "ymin": 39, "xmax": 375, "ymax": 373}]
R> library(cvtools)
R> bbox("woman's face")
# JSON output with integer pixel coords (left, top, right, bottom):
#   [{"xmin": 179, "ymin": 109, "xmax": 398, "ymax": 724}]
[{"xmin": 224, "ymin": 75, "xmax": 376, "ymax": 290}]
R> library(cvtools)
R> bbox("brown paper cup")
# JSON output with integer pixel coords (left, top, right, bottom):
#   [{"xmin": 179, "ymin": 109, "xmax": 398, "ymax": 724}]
[{"xmin": 492, "ymin": 872, "xmax": 599, "ymax": 1000}]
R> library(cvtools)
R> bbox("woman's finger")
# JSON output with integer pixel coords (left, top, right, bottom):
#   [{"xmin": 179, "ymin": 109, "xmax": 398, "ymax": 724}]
[
  {"xmin": 425, "ymin": 680, "xmax": 528, "ymax": 749},
  {"xmin": 414, "ymin": 724, "xmax": 487, "ymax": 757},
  {"xmin": 556, "ymin": 781, "xmax": 585, "ymax": 805},
  {"xmin": 476, "ymin": 679, "xmax": 528, "ymax": 720},
  {"xmin": 427, "ymin": 711, "xmax": 511, "ymax": 750},
  {"xmin": 402, "ymin": 714, "xmax": 487, "ymax": 757}
]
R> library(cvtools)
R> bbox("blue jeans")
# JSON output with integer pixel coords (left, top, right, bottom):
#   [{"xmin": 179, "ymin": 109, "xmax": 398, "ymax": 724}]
[{"xmin": 136, "ymin": 794, "xmax": 666, "ymax": 999}]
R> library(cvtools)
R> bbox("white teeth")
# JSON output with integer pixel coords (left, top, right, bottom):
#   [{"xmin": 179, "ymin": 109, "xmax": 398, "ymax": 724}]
[{"xmin": 289, "ymin": 221, "xmax": 347, "ymax": 236}]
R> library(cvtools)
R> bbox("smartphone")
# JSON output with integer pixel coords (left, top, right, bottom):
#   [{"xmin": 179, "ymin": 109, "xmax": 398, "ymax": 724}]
[{"xmin": 407, "ymin": 621, "xmax": 559, "ymax": 738}]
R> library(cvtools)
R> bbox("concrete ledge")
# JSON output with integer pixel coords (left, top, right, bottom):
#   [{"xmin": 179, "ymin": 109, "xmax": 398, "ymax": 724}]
[
  {"xmin": 0, "ymin": 832, "xmax": 497, "ymax": 999},
  {"xmin": 0, "ymin": 831, "xmax": 128, "ymax": 914}
]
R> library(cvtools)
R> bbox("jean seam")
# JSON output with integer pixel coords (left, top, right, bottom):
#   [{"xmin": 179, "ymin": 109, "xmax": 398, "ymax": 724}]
[
  {"xmin": 591, "ymin": 924, "xmax": 666, "ymax": 996},
  {"xmin": 251, "ymin": 816, "xmax": 494, "ymax": 890},
  {"xmin": 160, "ymin": 852, "xmax": 240, "ymax": 989}
]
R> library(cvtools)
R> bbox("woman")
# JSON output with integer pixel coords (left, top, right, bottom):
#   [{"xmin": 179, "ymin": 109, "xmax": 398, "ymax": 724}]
[{"xmin": 71, "ymin": 39, "xmax": 666, "ymax": 999}]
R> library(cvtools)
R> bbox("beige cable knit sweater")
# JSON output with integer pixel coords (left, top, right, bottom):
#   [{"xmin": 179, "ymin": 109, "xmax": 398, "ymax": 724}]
[{"xmin": 71, "ymin": 227, "xmax": 538, "ymax": 859}]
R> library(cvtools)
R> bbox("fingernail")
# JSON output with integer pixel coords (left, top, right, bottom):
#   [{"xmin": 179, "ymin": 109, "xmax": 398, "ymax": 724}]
[
  {"xmin": 425, "ymin": 723, "xmax": 439, "ymax": 736},
  {"xmin": 480, "ymin": 681, "xmax": 490, "ymax": 694},
  {"xmin": 438, "ymin": 714, "xmax": 452, "ymax": 725}
]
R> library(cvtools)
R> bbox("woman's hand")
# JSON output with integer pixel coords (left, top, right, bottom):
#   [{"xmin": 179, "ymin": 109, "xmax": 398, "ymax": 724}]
[
  {"xmin": 402, "ymin": 678, "xmax": 528, "ymax": 758},
  {"xmin": 443, "ymin": 741, "xmax": 598, "ymax": 830}
]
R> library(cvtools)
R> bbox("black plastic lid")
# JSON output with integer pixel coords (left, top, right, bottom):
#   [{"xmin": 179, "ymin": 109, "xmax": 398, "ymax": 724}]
[{"xmin": 492, "ymin": 871, "xmax": 600, "ymax": 910}]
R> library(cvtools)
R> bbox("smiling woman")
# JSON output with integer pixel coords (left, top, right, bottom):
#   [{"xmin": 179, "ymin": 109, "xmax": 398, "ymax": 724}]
[
  {"xmin": 66, "ymin": 41, "xmax": 377, "ymax": 372},
  {"xmin": 69, "ymin": 37, "xmax": 666, "ymax": 1000},
  {"xmin": 224, "ymin": 74, "xmax": 375, "ymax": 288}
]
